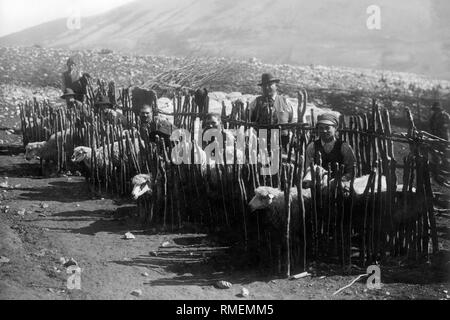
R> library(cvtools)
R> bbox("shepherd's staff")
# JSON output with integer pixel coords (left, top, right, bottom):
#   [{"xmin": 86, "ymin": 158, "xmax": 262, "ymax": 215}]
[
  {"xmin": 376, "ymin": 160, "xmax": 384, "ymax": 260},
  {"xmin": 310, "ymin": 162, "xmax": 318, "ymax": 258},
  {"xmin": 361, "ymin": 168, "xmax": 376, "ymax": 266},
  {"xmin": 347, "ymin": 164, "xmax": 356, "ymax": 269},
  {"xmin": 363, "ymin": 115, "xmax": 371, "ymax": 173},
  {"xmin": 423, "ymin": 160, "xmax": 439, "ymax": 254},
  {"xmin": 316, "ymin": 154, "xmax": 323, "ymax": 250},
  {"xmin": 284, "ymin": 163, "xmax": 294, "ymax": 278},
  {"xmin": 93, "ymin": 123, "xmax": 101, "ymax": 193},
  {"xmin": 326, "ymin": 162, "xmax": 332, "ymax": 254},
  {"xmin": 296, "ymin": 154, "xmax": 307, "ymax": 271},
  {"xmin": 216, "ymin": 163, "xmax": 229, "ymax": 226},
  {"xmin": 237, "ymin": 164, "xmax": 248, "ymax": 250},
  {"xmin": 337, "ymin": 164, "xmax": 345, "ymax": 267},
  {"xmin": 356, "ymin": 116, "xmax": 365, "ymax": 175},
  {"xmin": 415, "ymin": 155, "xmax": 425, "ymax": 257},
  {"xmin": 368, "ymin": 160, "xmax": 378, "ymax": 264}
]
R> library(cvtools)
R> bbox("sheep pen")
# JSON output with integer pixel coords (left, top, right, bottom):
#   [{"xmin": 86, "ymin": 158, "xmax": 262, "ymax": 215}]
[{"xmin": 18, "ymin": 81, "xmax": 447, "ymax": 277}]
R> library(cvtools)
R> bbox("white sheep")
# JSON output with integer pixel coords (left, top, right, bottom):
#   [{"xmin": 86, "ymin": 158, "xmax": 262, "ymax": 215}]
[
  {"xmin": 71, "ymin": 138, "xmax": 143, "ymax": 170},
  {"xmin": 131, "ymin": 173, "xmax": 153, "ymax": 200},
  {"xmin": 249, "ymin": 186, "xmax": 311, "ymax": 231},
  {"xmin": 302, "ymin": 164, "xmax": 401, "ymax": 195}
]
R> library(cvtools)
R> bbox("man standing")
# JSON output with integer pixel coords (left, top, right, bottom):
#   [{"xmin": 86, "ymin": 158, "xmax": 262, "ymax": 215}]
[
  {"xmin": 304, "ymin": 113, "xmax": 356, "ymax": 182},
  {"xmin": 249, "ymin": 73, "xmax": 294, "ymax": 150}
]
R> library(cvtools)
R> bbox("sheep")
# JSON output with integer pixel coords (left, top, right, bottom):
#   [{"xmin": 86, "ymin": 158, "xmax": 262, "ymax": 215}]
[
  {"xmin": 25, "ymin": 141, "xmax": 50, "ymax": 161},
  {"xmin": 302, "ymin": 164, "xmax": 330, "ymax": 189},
  {"xmin": 248, "ymin": 186, "xmax": 311, "ymax": 232},
  {"xmin": 302, "ymin": 164, "xmax": 410, "ymax": 196},
  {"xmin": 71, "ymin": 138, "xmax": 144, "ymax": 171},
  {"xmin": 25, "ymin": 128, "xmax": 74, "ymax": 162},
  {"xmin": 249, "ymin": 171, "xmax": 417, "ymax": 232},
  {"xmin": 131, "ymin": 173, "xmax": 153, "ymax": 200},
  {"xmin": 25, "ymin": 128, "xmax": 76, "ymax": 173}
]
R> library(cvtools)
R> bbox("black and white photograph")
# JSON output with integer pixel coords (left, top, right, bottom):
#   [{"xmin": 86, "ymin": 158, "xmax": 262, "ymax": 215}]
[{"xmin": 0, "ymin": 0, "xmax": 449, "ymax": 305}]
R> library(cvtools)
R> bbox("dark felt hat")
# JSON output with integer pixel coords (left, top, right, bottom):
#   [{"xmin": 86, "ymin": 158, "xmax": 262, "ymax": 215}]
[
  {"xmin": 317, "ymin": 113, "xmax": 339, "ymax": 127},
  {"xmin": 94, "ymin": 94, "xmax": 113, "ymax": 107},
  {"xmin": 258, "ymin": 73, "xmax": 280, "ymax": 86},
  {"xmin": 60, "ymin": 88, "xmax": 76, "ymax": 99}
]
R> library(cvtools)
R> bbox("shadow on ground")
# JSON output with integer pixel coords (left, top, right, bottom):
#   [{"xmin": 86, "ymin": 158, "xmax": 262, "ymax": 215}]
[
  {"xmin": 18, "ymin": 180, "xmax": 92, "ymax": 203},
  {"xmin": 110, "ymin": 233, "xmax": 290, "ymax": 287},
  {"xmin": 0, "ymin": 160, "xmax": 42, "ymax": 177},
  {"xmin": 45, "ymin": 206, "xmax": 136, "ymax": 235}
]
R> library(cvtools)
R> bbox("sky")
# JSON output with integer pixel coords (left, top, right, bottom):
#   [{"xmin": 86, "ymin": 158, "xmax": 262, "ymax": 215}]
[{"xmin": 0, "ymin": 0, "xmax": 135, "ymax": 37}]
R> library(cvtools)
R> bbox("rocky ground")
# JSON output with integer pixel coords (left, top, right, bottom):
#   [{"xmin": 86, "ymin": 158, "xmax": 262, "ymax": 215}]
[
  {"xmin": 0, "ymin": 150, "xmax": 449, "ymax": 300},
  {"xmin": 1, "ymin": 46, "xmax": 450, "ymax": 119}
]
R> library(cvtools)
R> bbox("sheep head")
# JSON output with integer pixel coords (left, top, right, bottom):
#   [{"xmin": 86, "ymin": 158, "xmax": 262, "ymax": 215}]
[
  {"xmin": 248, "ymin": 186, "xmax": 278, "ymax": 212},
  {"xmin": 131, "ymin": 174, "xmax": 153, "ymax": 200},
  {"xmin": 71, "ymin": 147, "xmax": 91, "ymax": 163},
  {"xmin": 25, "ymin": 142, "xmax": 45, "ymax": 160}
]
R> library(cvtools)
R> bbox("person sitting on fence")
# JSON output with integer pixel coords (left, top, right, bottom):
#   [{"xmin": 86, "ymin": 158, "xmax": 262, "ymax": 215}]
[
  {"xmin": 139, "ymin": 104, "xmax": 176, "ymax": 146},
  {"xmin": 249, "ymin": 73, "xmax": 294, "ymax": 151},
  {"xmin": 304, "ymin": 113, "xmax": 356, "ymax": 185},
  {"xmin": 429, "ymin": 101, "xmax": 450, "ymax": 175}
]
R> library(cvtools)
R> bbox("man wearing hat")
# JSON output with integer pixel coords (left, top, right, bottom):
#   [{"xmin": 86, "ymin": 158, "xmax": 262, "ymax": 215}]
[
  {"xmin": 304, "ymin": 113, "xmax": 356, "ymax": 182},
  {"xmin": 94, "ymin": 94, "xmax": 114, "ymax": 110},
  {"xmin": 249, "ymin": 73, "xmax": 294, "ymax": 150},
  {"xmin": 60, "ymin": 88, "xmax": 84, "ymax": 109}
]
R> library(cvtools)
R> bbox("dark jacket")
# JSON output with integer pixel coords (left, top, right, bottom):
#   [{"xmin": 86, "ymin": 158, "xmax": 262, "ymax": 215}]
[{"xmin": 250, "ymin": 95, "xmax": 293, "ymax": 136}]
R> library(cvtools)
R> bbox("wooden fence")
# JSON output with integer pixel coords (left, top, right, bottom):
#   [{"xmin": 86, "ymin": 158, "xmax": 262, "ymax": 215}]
[{"xmin": 19, "ymin": 84, "xmax": 446, "ymax": 275}]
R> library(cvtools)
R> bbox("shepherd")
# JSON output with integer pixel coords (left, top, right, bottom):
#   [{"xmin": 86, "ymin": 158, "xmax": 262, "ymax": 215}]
[
  {"xmin": 304, "ymin": 113, "xmax": 356, "ymax": 184},
  {"xmin": 249, "ymin": 73, "xmax": 294, "ymax": 151}
]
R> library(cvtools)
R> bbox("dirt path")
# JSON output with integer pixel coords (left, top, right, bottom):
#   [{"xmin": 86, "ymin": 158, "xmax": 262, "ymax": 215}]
[{"xmin": 1, "ymin": 151, "xmax": 449, "ymax": 300}]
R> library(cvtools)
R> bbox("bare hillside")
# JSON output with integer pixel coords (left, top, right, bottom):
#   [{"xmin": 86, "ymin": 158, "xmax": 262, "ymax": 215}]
[{"xmin": 0, "ymin": 0, "xmax": 449, "ymax": 79}]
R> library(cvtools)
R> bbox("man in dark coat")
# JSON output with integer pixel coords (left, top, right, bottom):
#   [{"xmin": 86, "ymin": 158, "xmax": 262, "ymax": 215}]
[
  {"xmin": 139, "ymin": 104, "xmax": 176, "ymax": 146},
  {"xmin": 61, "ymin": 57, "xmax": 90, "ymax": 102},
  {"xmin": 304, "ymin": 113, "xmax": 356, "ymax": 182}
]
